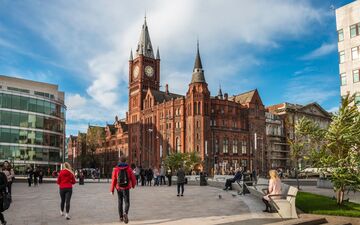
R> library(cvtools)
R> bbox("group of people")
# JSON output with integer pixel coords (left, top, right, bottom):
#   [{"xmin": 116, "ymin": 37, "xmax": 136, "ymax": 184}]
[
  {"xmin": 25, "ymin": 166, "xmax": 44, "ymax": 187},
  {"xmin": 134, "ymin": 165, "xmax": 170, "ymax": 186},
  {"xmin": 0, "ymin": 161, "xmax": 15, "ymax": 225}
]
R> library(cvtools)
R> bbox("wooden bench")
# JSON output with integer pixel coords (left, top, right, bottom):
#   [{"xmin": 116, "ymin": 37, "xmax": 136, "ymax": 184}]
[{"xmin": 245, "ymin": 179, "xmax": 298, "ymax": 219}]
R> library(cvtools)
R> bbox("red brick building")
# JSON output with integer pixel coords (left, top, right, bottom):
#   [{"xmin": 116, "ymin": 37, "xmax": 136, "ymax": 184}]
[{"xmin": 103, "ymin": 18, "xmax": 266, "ymax": 175}]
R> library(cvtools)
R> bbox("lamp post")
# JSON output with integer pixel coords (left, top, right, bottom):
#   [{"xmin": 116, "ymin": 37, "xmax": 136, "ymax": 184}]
[{"xmin": 254, "ymin": 132, "xmax": 264, "ymax": 176}]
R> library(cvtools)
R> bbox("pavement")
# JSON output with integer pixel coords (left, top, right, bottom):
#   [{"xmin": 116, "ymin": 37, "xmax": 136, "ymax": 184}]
[{"xmin": 6, "ymin": 183, "xmax": 282, "ymax": 225}]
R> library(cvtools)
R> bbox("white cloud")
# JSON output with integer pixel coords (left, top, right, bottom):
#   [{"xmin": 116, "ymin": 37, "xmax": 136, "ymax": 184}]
[
  {"xmin": 1, "ymin": 0, "xmax": 328, "ymax": 135},
  {"xmin": 66, "ymin": 94, "xmax": 87, "ymax": 110},
  {"xmin": 301, "ymin": 43, "xmax": 337, "ymax": 60},
  {"xmin": 284, "ymin": 75, "xmax": 338, "ymax": 105}
]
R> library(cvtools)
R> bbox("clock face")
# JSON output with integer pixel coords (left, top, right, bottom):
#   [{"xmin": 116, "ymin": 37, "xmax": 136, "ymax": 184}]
[
  {"xmin": 145, "ymin": 65, "xmax": 154, "ymax": 77},
  {"xmin": 132, "ymin": 65, "xmax": 140, "ymax": 79}
]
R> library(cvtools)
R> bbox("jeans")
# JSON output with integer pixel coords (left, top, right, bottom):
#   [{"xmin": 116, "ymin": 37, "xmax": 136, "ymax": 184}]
[
  {"xmin": 28, "ymin": 177, "xmax": 32, "ymax": 187},
  {"xmin": 225, "ymin": 179, "xmax": 235, "ymax": 189},
  {"xmin": 7, "ymin": 182, "xmax": 12, "ymax": 198},
  {"xmin": 60, "ymin": 188, "xmax": 73, "ymax": 213},
  {"xmin": 117, "ymin": 189, "xmax": 130, "ymax": 216},
  {"xmin": 160, "ymin": 176, "xmax": 166, "ymax": 185},
  {"xmin": 0, "ymin": 198, "xmax": 4, "ymax": 223},
  {"xmin": 177, "ymin": 183, "xmax": 184, "ymax": 195},
  {"xmin": 135, "ymin": 175, "xmax": 139, "ymax": 185}
]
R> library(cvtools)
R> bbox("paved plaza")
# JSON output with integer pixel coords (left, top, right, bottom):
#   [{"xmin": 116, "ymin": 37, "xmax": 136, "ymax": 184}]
[{"xmin": 6, "ymin": 182, "xmax": 282, "ymax": 225}]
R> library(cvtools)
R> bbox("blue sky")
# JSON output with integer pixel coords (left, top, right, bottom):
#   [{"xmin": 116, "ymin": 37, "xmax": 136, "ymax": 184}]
[{"xmin": 0, "ymin": 0, "xmax": 354, "ymax": 136}]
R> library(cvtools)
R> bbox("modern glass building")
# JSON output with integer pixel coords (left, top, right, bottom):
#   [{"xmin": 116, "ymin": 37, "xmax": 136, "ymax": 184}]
[{"xmin": 0, "ymin": 75, "xmax": 66, "ymax": 173}]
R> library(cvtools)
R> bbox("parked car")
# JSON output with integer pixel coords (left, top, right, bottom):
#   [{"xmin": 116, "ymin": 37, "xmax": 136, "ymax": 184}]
[{"xmin": 298, "ymin": 168, "xmax": 332, "ymax": 178}]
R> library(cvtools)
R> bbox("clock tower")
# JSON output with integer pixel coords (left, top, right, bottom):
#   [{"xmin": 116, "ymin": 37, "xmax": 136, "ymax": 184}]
[{"xmin": 128, "ymin": 17, "xmax": 160, "ymax": 121}]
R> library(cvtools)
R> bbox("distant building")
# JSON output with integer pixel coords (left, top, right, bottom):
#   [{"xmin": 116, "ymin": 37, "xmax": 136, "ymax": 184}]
[
  {"xmin": 267, "ymin": 102, "xmax": 332, "ymax": 170},
  {"xmin": 0, "ymin": 75, "xmax": 66, "ymax": 173},
  {"xmin": 336, "ymin": 1, "xmax": 360, "ymax": 109},
  {"xmin": 100, "ymin": 18, "xmax": 266, "ymax": 175}
]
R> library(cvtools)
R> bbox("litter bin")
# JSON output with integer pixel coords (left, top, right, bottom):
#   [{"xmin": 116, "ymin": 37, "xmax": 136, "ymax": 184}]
[{"xmin": 200, "ymin": 172, "xmax": 207, "ymax": 186}]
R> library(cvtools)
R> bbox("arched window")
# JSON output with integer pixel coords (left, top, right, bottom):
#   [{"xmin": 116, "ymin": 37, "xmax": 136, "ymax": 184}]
[{"xmin": 176, "ymin": 137, "xmax": 180, "ymax": 152}]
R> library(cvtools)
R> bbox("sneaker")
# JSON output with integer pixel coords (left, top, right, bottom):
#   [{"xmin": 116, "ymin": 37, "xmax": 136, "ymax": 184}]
[
  {"xmin": 177, "ymin": 194, "xmax": 180, "ymax": 197},
  {"xmin": 120, "ymin": 216, "xmax": 124, "ymax": 222},
  {"xmin": 65, "ymin": 214, "xmax": 71, "ymax": 220},
  {"xmin": 60, "ymin": 211, "xmax": 64, "ymax": 216},
  {"xmin": 181, "ymin": 194, "xmax": 183, "ymax": 196},
  {"xmin": 124, "ymin": 214, "xmax": 129, "ymax": 224}
]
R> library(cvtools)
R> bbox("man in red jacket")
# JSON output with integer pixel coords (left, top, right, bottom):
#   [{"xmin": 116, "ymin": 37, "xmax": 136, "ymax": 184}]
[{"xmin": 110, "ymin": 155, "xmax": 136, "ymax": 224}]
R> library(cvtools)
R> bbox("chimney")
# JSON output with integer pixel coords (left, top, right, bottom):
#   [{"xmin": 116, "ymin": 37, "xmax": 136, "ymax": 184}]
[
  {"xmin": 165, "ymin": 84, "xmax": 169, "ymax": 94},
  {"xmin": 224, "ymin": 93, "xmax": 228, "ymax": 100}
]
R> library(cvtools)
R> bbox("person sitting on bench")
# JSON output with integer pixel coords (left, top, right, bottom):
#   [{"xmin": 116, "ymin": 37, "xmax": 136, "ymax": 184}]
[{"xmin": 223, "ymin": 168, "xmax": 242, "ymax": 190}]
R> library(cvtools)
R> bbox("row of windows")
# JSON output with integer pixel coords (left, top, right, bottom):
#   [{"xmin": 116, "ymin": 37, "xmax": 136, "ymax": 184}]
[
  {"xmin": 340, "ymin": 70, "xmax": 360, "ymax": 86},
  {"xmin": 0, "ymin": 128, "xmax": 63, "ymax": 147},
  {"xmin": 0, "ymin": 145, "xmax": 60, "ymax": 162},
  {"xmin": 0, "ymin": 93, "xmax": 65, "ymax": 118},
  {"xmin": 0, "ymin": 110, "xmax": 64, "ymax": 133},
  {"xmin": 338, "ymin": 22, "xmax": 360, "ymax": 42},
  {"xmin": 215, "ymin": 139, "xmax": 248, "ymax": 154}
]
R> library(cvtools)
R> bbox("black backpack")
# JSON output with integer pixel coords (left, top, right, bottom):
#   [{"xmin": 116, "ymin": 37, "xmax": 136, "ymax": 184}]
[{"xmin": 117, "ymin": 168, "xmax": 129, "ymax": 187}]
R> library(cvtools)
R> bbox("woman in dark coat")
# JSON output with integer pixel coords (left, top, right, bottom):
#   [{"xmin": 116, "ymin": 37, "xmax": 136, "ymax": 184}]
[{"xmin": 146, "ymin": 168, "xmax": 153, "ymax": 186}]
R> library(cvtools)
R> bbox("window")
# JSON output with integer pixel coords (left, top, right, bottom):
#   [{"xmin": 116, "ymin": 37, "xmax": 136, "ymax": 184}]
[
  {"xmin": 352, "ymin": 47, "xmax": 359, "ymax": 60},
  {"xmin": 339, "ymin": 51, "xmax": 345, "ymax": 64},
  {"xmin": 338, "ymin": 29, "xmax": 344, "ymax": 42},
  {"xmin": 233, "ymin": 140, "xmax": 238, "ymax": 154},
  {"xmin": 355, "ymin": 93, "xmax": 360, "ymax": 106},
  {"xmin": 350, "ymin": 23, "xmax": 360, "ymax": 38},
  {"xmin": 341, "ymin": 73, "xmax": 347, "ymax": 86},
  {"xmin": 241, "ymin": 141, "xmax": 247, "ymax": 154},
  {"xmin": 354, "ymin": 70, "xmax": 360, "ymax": 83},
  {"xmin": 215, "ymin": 139, "xmax": 219, "ymax": 153},
  {"xmin": 175, "ymin": 137, "xmax": 180, "ymax": 152},
  {"xmin": 223, "ymin": 138, "xmax": 228, "ymax": 153}
]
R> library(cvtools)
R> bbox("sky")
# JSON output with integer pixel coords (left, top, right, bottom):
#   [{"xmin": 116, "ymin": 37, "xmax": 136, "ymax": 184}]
[{"xmin": 0, "ymin": 0, "xmax": 355, "ymax": 136}]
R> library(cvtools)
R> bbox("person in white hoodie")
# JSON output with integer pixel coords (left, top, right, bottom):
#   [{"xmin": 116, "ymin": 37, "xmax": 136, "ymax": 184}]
[{"xmin": 2, "ymin": 161, "xmax": 14, "ymax": 202}]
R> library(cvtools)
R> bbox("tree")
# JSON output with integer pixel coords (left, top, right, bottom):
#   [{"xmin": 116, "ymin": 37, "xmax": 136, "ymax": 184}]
[
  {"xmin": 164, "ymin": 152, "xmax": 201, "ymax": 173},
  {"xmin": 86, "ymin": 126, "xmax": 105, "ymax": 168},
  {"xmin": 293, "ymin": 95, "xmax": 360, "ymax": 205},
  {"xmin": 289, "ymin": 117, "xmax": 325, "ymax": 189}
]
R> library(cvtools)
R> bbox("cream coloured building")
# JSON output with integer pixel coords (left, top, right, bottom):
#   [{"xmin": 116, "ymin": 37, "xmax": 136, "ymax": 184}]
[{"xmin": 336, "ymin": 1, "xmax": 360, "ymax": 108}]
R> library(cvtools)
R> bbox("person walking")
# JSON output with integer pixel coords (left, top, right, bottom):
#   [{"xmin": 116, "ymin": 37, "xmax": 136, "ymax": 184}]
[
  {"xmin": 160, "ymin": 165, "xmax": 166, "ymax": 185},
  {"xmin": 135, "ymin": 166, "xmax": 140, "ymax": 186},
  {"xmin": 33, "ymin": 167, "xmax": 39, "ymax": 186},
  {"xmin": 2, "ymin": 161, "xmax": 14, "ymax": 202},
  {"xmin": 153, "ymin": 167, "xmax": 160, "ymax": 186},
  {"xmin": 140, "ymin": 167, "xmax": 145, "ymax": 186},
  {"xmin": 0, "ymin": 164, "xmax": 8, "ymax": 225},
  {"xmin": 110, "ymin": 155, "xmax": 136, "ymax": 224},
  {"xmin": 39, "ymin": 169, "xmax": 44, "ymax": 184},
  {"xmin": 166, "ymin": 168, "xmax": 172, "ymax": 186},
  {"xmin": 262, "ymin": 170, "xmax": 282, "ymax": 213},
  {"xmin": 176, "ymin": 166, "xmax": 186, "ymax": 197},
  {"xmin": 57, "ymin": 162, "xmax": 76, "ymax": 220},
  {"xmin": 26, "ymin": 166, "xmax": 33, "ymax": 187}
]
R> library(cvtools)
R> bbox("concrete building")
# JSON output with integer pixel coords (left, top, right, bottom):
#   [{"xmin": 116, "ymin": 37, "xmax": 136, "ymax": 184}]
[
  {"xmin": 267, "ymin": 102, "xmax": 332, "ymax": 170},
  {"xmin": 336, "ymin": 1, "xmax": 360, "ymax": 108},
  {"xmin": 100, "ymin": 18, "xmax": 266, "ymax": 175},
  {"xmin": 0, "ymin": 75, "xmax": 66, "ymax": 173}
]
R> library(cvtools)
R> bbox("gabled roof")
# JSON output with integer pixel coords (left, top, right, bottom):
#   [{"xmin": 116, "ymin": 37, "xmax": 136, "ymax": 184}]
[
  {"xmin": 267, "ymin": 102, "xmax": 331, "ymax": 118},
  {"xmin": 228, "ymin": 89, "xmax": 256, "ymax": 104},
  {"xmin": 149, "ymin": 89, "xmax": 183, "ymax": 103}
]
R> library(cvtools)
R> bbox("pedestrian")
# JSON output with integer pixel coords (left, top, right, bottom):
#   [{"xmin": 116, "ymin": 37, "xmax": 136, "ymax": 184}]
[
  {"xmin": 2, "ymin": 161, "xmax": 14, "ymax": 202},
  {"xmin": 57, "ymin": 162, "xmax": 76, "ymax": 220},
  {"xmin": 39, "ymin": 169, "xmax": 44, "ymax": 184},
  {"xmin": 0, "ymin": 164, "xmax": 8, "ymax": 225},
  {"xmin": 176, "ymin": 166, "xmax": 185, "ymax": 196},
  {"xmin": 140, "ymin": 167, "xmax": 145, "ymax": 186},
  {"xmin": 26, "ymin": 166, "xmax": 33, "ymax": 187},
  {"xmin": 262, "ymin": 170, "xmax": 282, "ymax": 213},
  {"xmin": 146, "ymin": 168, "xmax": 153, "ymax": 186},
  {"xmin": 223, "ymin": 168, "xmax": 242, "ymax": 191},
  {"xmin": 153, "ymin": 167, "xmax": 160, "ymax": 186},
  {"xmin": 160, "ymin": 165, "xmax": 166, "ymax": 185},
  {"xmin": 166, "ymin": 168, "xmax": 172, "ymax": 186},
  {"xmin": 252, "ymin": 168, "xmax": 257, "ymax": 185},
  {"xmin": 33, "ymin": 167, "xmax": 39, "ymax": 186},
  {"xmin": 135, "ymin": 166, "xmax": 140, "ymax": 185},
  {"xmin": 79, "ymin": 170, "xmax": 85, "ymax": 185},
  {"xmin": 110, "ymin": 155, "xmax": 136, "ymax": 224}
]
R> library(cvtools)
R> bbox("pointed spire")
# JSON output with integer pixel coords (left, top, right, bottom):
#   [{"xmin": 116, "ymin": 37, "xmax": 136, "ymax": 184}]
[
  {"xmin": 218, "ymin": 84, "xmax": 223, "ymax": 99},
  {"xmin": 129, "ymin": 49, "xmax": 133, "ymax": 61},
  {"xmin": 135, "ymin": 16, "xmax": 154, "ymax": 58},
  {"xmin": 191, "ymin": 40, "xmax": 206, "ymax": 84},
  {"xmin": 193, "ymin": 39, "xmax": 203, "ymax": 69},
  {"xmin": 156, "ymin": 47, "xmax": 160, "ymax": 59}
]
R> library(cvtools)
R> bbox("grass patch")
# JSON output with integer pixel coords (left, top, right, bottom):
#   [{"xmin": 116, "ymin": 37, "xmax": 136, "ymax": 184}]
[{"xmin": 296, "ymin": 192, "xmax": 360, "ymax": 217}]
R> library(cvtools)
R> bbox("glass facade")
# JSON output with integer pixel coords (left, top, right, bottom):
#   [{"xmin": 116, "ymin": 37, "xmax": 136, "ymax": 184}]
[{"xmin": 0, "ymin": 90, "xmax": 65, "ymax": 169}]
